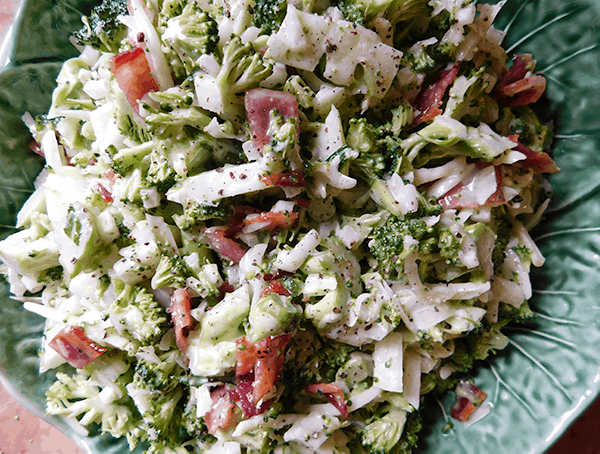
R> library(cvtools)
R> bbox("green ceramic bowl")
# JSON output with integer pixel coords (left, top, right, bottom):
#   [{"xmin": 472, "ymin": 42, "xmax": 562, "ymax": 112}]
[{"xmin": 0, "ymin": 1, "xmax": 598, "ymax": 453}]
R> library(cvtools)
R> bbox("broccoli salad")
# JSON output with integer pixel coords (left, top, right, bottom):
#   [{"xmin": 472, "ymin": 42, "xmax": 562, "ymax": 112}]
[{"xmin": 0, "ymin": 0, "xmax": 559, "ymax": 452}]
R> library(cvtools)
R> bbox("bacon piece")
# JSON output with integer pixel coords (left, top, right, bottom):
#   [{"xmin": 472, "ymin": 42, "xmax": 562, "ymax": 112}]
[
  {"xmin": 260, "ymin": 280, "xmax": 291, "ymax": 298},
  {"xmin": 223, "ymin": 205, "xmax": 262, "ymax": 238},
  {"xmin": 263, "ymin": 270, "xmax": 292, "ymax": 282},
  {"xmin": 29, "ymin": 140, "xmax": 44, "ymax": 157},
  {"xmin": 495, "ymin": 54, "xmax": 546, "ymax": 107},
  {"xmin": 450, "ymin": 380, "xmax": 487, "ymax": 422},
  {"xmin": 410, "ymin": 64, "xmax": 460, "ymax": 128},
  {"xmin": 260, "ymin": 172, "xmax": 306, "ymax": 188},
  {"xmin": 235, "ymin": 334, "xmax": 292, "ymax": 403},
  {"xmin": 96, "ymin": 183, "xmax": 114, "ymax": 203},
  {"xmin": 110, "ymin": 47, "xmax": 159, "ymax": 114},
  {"xmin": 218, "ymin": 281, "xmax": 235, "ymax": 299},
  {"xmin": 439, "ymin": 165, "xmax": 505, "ymax": 210},
  {"xmin": 245, "ymin": 89, "xmax": 299, "ymax": 151},
  {"xmin": 170, "ymin": 289, "xmax": 194, "ymax": 352},
  {"xmin": 103, "ymin": 169, "xmax": 117, "ymax": 185},
  {"xmin": 204, "ymin": 226, "xmax": 247, "ymax": 263},
  {"xmin": 205, "ymin": 385, "xmax": 236, "ymax": 434},
  {"xmin": 513, "ymin": 141, "xmax": 560, "ymax": 173},
  {"xmin": 48, "ymin": 326, "xmax": 106, "ymax": 369},
  {"xmin": 306, "ymin": 383, "xmax": 349, "ymax": 418},
  {"xmin": 242, "ymin": 211, "xmax": 299, "ymax": 233},
  {"xmin": 229, "ymin": 374, "xmax": 273, "ymax": 418}
]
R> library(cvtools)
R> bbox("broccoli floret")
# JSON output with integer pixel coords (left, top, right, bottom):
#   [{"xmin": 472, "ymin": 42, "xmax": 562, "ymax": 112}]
[
  {"xmin": 253, "ymin": 0, "xmax": 287, "ymax": 35},
  {"xmin": 491, "ymin": 207, "xmax": 513, "ymax": 270},
  {"xmin": 46, "ymin": 352, "xmax": 142, "ymax": 443},
  {"xmin": 181, "ymin": 402, "xmax": 212, "ymax": 441},
  {"xmin": 144, "ymin": 90, "xmax": 212, "ymax": 136},
  {"xmin": 394, "ymin": 411, "xmax": 422, "ymax": 454},
  {"xmin": 284, "ymin": 75, "xmax": 316, "ymax": 110},
  {"xmin": 361, "ymin": 408, "xmax": 407, "ymax": 453},
  {"xmin": 336, "ymin": 0, "xmax": 431, "ymax": 28},
  {"xmin": 362, "ymin": 409, "xmax": 406, "ymax": 453},
  {"xmin": 414, "ymin": 193, "xmax": 443, "ymax": 218},
  {"xmin": 73, "ymin": 0, "xmax": 129, "ymax": 53},
  {"xmin": 159, "ymin": 1, "xmax": 219, "ymax": 81},
  {"xmin": 336, "ymin": 119, "xmax": 386, "ymax": 183},
  {"xmin": 499, "ymin": 300, "xmax": 536, "ymax": 324},
  {"xmin": 263, "ymin": 110, "xmax": 302, "ymax": 171},
  {"xmin": 360, "ymin": 403, "xmax": 422, "ymax": 454},
  {"xmin": 126, "ymin": 381, "xmax": 185, "ymax": 448},
  {"xmin": 127, "ymin": 353, "xmax": 188, "ymax": 449},
  {"xmin": 467, "ymin": 322, "xmax": 510, "ymax": 361},
  {"xmin": 113, "ymin": 92, "xmax": 152, "ymax": 145},
  {"xmin": 133, "ymin": 354, "xmax": 182, "ymax": 394},
  {"xmin": 437, "ymin": 227, "xmax": 461, "ymax": 263},
  {"xmin": 420, "ymin": 368, "xmax": 460, "ymax": 395},
  {"xmin": 401, "ymin": 46, "xmax": 436, "ymax": 73},
  {"xmin": 280, "ymin": 325, "xmax": 357, "ymax": 398},
  {"xmin": 173, "ymin": 201, "xmax": 235, "ymax": 231},
  {"xmin": 151, "ymin": 255, "xmax": 193, "ymax": 289},
  {"xmin": 369, "ymin": 215, "xmax": 428, "ymax": 274},
  {"xmin": 218, "ymin": 37, "xmax": 273, "ymax": 123},
  {"xmin": 146, "ymin": 148, "xmax": 178, "ymax": 193},
  {"xmin": 109, "ymin": 283, "xmax": 169, "ymax": 350}
]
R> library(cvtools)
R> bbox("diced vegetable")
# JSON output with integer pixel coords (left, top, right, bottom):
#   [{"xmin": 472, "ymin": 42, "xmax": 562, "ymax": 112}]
[
  {"xmin": 170, "ymin": 288, "xmax": 194, "ymax": 352},
  {"xmin": 110, "ymin": 47, "xmax": 159, "ymax": 113},
  {"xmin": 48, "ymin": 326, "xmax": 107, "ymax": 369},
  {"xmin": 450, "ymin": 380, "xmax": 488, "ymax": 422},
  {"xmin": 305, "ymin": 383, "xmax": 349, "ymax": 418},
  {"xmin": 245, "ymin": 88, "xmax": 299, "ymax": 151}
]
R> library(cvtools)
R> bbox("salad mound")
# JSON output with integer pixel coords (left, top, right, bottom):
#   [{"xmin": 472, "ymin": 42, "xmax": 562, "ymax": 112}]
[{"xmin": 0, "ymin": 0, "xmax": 559, "ymax": 452}]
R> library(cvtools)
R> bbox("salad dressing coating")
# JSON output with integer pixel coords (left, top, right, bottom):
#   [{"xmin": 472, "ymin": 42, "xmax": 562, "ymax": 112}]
[{"xmin": 0, "ymin": 0, "xmax": 558, "ymax": 452}]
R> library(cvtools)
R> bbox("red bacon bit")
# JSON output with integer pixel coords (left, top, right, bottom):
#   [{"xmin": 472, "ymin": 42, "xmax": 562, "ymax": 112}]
[
  {"xmin": 306, "ymin": 383, "xmax": 349, "ymax": 418},
  {"xmin": 229, "ymin": 374, "xmax": 273, "ymax": 418},
  {"xmin": 218, "ymin": 281, "xmax": 235, "ymax": 299},
  {"xmin": 439, "ymin": 166, "xmax": 505, "ymax": 210},
  {"xmin": 242, "ymin": 211, "xmax": 299, "ymax": 232},
  {"xmin": 204, "ymin": 226, "xmax": 247, "ymax": 263},
  {"xmin": 410, "ymin": 64, "xmax": 460, "ymax": 128},
  {"xmin": 29, "ymin": 140, "xmax": 44, "ymax": 157},
  {"xmin": 96, "ymin": 183, "xmax": 114, "ymax": 203},
  {"xmin": 260, "ymin": 172, "xmax": 306, "ymax": 188},
  {"xmin": 291, "ymin": 197, "xmax": 311, "ymax": 208},
  {"xmin": 263, "ymin": 270, "xmax": 292, "ymax": 282},
  {"xmin": 495, "ymin": 54, "xmax": 546, "ymax": 107},
  {"xmin": 260, "ymin": 280, "xmax": 291, "ymax": 298},
  {"xmin": 245, "ymin": 88, "xmax": 299, "ymax": 151},
  {"xmin": 235, "ymin": 334, "xmax": 291, "ymax": 403},
  {"xmin": 103, "ymin": 169, "xmax": 117, "ymax": 185},
  {"xmin": 110, "ymin": 47, "xmax": 159, "ymax": 114},
  {"xmin": 48, "ymin": 326, "xmax": 106, "ymax": 369},
  {"xmin": 223, "ymin": 205, "xmax": 262, "ymax": 238},
  {"xmin": 450, "ymin": 380, "xmax": 487, "ymax": 422},
  {"xmin": 497, "ymin": 54, "xmax": 534, "ymax": 89},
  {"xmin": 170, "ymin": 289, "xmax": 194, "ymax": 352},
  {"xmin": 513, "ymin": 141, "xmax": 560, "ymax": 174},
  {"xmin": 205, "ymin": 385, "xmax": 237, "ymax": 434}
]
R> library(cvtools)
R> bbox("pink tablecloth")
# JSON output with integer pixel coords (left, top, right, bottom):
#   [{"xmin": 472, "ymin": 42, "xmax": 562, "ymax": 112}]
[{"xmin": 0, "ymin": 1, "xmax": 597, "ymax": 453}]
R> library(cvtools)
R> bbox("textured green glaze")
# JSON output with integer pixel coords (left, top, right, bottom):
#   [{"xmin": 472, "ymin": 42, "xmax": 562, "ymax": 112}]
[{"xmin": 0, "ymin": 1, "xmax": 598, "ymax": 453}]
